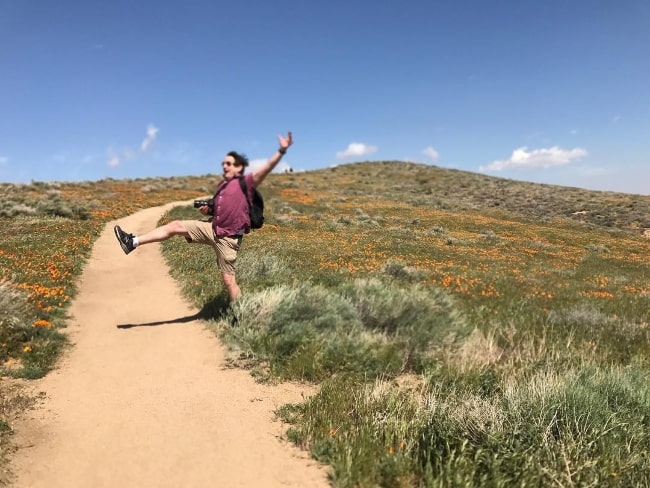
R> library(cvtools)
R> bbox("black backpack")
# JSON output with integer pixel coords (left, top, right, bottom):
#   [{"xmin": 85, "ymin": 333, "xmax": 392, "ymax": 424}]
[{"xmin": 238, "ymin": 177, "xmax": 264, "ymax": 229}]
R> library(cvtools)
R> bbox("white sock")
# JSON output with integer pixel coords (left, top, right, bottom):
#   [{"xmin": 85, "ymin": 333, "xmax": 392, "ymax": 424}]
[{"xmin": 132, "ymin": 237, "xmax": 139, "ymax": 247}]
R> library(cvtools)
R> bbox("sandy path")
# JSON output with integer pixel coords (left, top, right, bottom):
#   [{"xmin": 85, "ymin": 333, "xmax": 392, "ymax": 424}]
[{"xmin": 11, "ymin": 202, "xmax": 329, "ymax": 488}]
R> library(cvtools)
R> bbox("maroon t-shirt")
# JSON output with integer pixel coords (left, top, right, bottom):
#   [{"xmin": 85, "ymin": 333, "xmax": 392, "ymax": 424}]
[{"xmin": 211, "ymin": 173, "xmax": 256, "ymax": 237}]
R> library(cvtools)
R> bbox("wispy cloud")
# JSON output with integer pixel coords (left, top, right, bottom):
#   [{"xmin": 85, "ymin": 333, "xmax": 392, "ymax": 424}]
[
  {"xmin": 611, "ymin": 114, "xmax": 622, "ymax": 124},
  {"xmin": 422, "ymin": 146, "xmax": 439, "ymax": 161},
  {"xmin": 107, "ymin": 124, "xmax": 160, "ymax": 168},
  {"xmin": 107, "ymin": 148, "xmax": 120, "ymax": 168},
  {"xmin": 336, "ymin": 142, "xmax": 377, "ymax": 159},
  {"xmin": 140, "ymin": 124, "xmax": 159, "ymax": 152},
  {"xmin": 480, "ymin": 146, "xmax": 587, "ymax": 172},
  {"xmin": 0, "ymin": 156, "xmax": 8, "ymax": 165}
]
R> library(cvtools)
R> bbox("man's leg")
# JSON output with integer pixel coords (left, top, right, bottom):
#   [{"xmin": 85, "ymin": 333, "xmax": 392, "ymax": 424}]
[
  {"xmin": 221, "ymin": 272, "xmax": 241, "ymax": 302},
  {"xmin": 222, "ymin": 272, "xmax": 241, "ymax": 327},
  {"xmin": 214, "ymin": 236, "xmax": 242, "ymax": 303},
  {"xmin": 137, "ymin": 220, "xmax": 191, "ymax": 245},
  {"xmin": 115, "ymin": 220, "xmax": 191, "ymax": 255}
]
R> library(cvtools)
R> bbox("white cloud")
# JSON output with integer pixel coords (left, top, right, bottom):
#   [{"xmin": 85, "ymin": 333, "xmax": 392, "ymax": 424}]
[
  {"xmin": 480, "ymin": 146, "xmax": 587, "ymax": 172},
  {"xmin": 249, "ymin": 158, "xmax": 293, "ymax": 173},
  {"xmin": 0, "ymin": 156, "xmax": 8, "ymax": 165},
  {"xmin": 249, "ymin": 158, "xmax": 266, "ymax": 171},
  {"xmin": 105, "ymin": 124, "xmax": 158, "ymax": 169},
  {"xmin": 274, "ymin": 161, "xmax": 293, "ymax": 173},
  {"xmin": 336, "ymin": 142, "xmax": 377, "ymax": 159},
  {"xmin": 422, "ymin": 146, "xmax": 439, "ymax": 161},
  {"xmin": 611, "ymin": 114, "xmax": 622, "ymax": 124},
  {"xmin": 107, "ymin": 148, "xmax": 120, "ymax": 168},
  {"xmin": 140, "ymin": 124, "xmax": 159, "ymax": 152}
]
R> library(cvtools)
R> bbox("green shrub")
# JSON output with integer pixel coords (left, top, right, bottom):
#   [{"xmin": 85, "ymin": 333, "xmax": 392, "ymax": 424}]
[
  {"xmin": 0, "ymin": 283, "xmax": 35, "ymax": 361},
  {"xmin": 0, "ymin": 282, "xmax": 66, "ymax": 378},
  {"xmin": 547, "ymin": 304, "xmax": 650, "ymax": 362},
  {"xmin": 236, "ymin": 251, "xmax": 293, "ymax": 290},
  {"xmin": 283, "ymin": 364, "xmax": 650, "ymax": 487},
  {"xmin": 381, "ymin": 260, "xmax": 427, "ymax": 282},
  {"xmin": 226, "ymin": 284, "xmax": 389, "ymax": 380},
  {"xmin": 222, "ymin": 279, "xmax": 466, "ymax": 381},
  {"xmin": 341, "ymin": 279, "xmax": 465, "ymax": 368},
  {"xmin": 0, "ymin": 193, "xmax": 90, "ymax": 219}
]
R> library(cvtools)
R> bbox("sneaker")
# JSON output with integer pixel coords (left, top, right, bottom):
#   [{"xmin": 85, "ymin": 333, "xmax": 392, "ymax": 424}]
[{"xmin": 114, "ymin": 225, "xmax": 135, "ymax": 255}]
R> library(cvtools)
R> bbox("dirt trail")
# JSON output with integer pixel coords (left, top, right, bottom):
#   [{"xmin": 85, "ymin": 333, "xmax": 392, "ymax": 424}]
[{"xmin": 11, "ymin": 202, "xmax": 329, "ymax": 488}]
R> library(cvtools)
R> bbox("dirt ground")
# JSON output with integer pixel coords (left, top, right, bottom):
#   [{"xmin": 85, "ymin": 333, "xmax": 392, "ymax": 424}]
[{"xmin": 10, "ymin": 202, "xmax": 329, "ymax": 488}]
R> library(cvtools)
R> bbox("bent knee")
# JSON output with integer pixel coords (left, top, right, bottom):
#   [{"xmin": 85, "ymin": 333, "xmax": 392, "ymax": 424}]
[{"xmin": 167, "ymin": 220, "xmax": 190, "ymax": 235}]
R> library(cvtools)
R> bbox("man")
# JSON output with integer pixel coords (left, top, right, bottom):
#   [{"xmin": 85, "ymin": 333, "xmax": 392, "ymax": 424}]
[{"xmin": 114, "ymin": 131, "xmax": 293, "ymax": 304}]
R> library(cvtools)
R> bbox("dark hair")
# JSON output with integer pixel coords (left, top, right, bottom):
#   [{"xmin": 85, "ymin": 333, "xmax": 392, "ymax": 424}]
[{"xmin": 227, "ymin": 151, "xmax": 249, "ymax": 173}]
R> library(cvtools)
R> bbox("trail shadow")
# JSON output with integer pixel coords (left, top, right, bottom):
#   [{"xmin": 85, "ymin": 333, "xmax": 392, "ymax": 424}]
[{"xmin": 117, "ymin": 294, "xmax": 231, "ymax": 329}]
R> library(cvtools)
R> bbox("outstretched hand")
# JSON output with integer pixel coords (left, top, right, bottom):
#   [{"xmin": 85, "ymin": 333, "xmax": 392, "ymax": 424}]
[
  {"xmin": 278, "ymin": 131, "xmax": 293, "ymax": 151},
  {"xmin": 252, "ymin": 131, "xmax": 294, "ymax": 186}
]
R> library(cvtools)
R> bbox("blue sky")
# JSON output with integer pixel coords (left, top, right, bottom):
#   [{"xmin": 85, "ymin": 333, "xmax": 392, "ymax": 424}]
[{"xmin": 1, "ymin": 0, "xmax": 648, "ymax": 195}]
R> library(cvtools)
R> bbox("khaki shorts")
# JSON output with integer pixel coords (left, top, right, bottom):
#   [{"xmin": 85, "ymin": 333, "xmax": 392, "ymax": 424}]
[{"xmin": 182, "ymin": 220, "xmax": 242, "ymax": 275}]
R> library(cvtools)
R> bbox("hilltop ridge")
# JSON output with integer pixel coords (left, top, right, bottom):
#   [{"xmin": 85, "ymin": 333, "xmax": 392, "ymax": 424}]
[
  {"xmin": 269, "ymin": 161, "xmax": 650, "ymax": 233},
  {"xmin": 1, "ymin": 161, "xmax": 648, "ymax": 233}
]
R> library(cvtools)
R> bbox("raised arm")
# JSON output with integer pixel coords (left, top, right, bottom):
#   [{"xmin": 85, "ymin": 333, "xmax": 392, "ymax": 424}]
[{"xmin": 251, "ymin": 132, "xmax": 293, "ymax": 186}]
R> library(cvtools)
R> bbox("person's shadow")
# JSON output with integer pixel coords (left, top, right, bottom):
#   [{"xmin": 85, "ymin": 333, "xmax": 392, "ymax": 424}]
[{"xmin": 116, "ymin": 294, "xmax": 230, "ymax": 329}]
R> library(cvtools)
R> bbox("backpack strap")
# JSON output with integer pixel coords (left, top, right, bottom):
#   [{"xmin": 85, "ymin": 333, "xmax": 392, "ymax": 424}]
[{"xmin": 238, "ymin": 176, "xmax": 251, "ymax": 207}]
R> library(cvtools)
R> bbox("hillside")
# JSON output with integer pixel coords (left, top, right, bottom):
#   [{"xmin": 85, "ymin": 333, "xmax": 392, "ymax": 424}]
[
  {"xmin": 2, "ymin": 160, "xmax": 650, "ymax": 486},
  {"xmin": 1, "ymin": 161, "xmax": 648, "ymax": 233},
  {"xmin": 267, "ymin": 161, "xmax": 649, "ymax": 233}
]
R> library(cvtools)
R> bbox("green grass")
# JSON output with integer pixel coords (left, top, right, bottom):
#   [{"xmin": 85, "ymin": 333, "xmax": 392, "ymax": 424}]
[
  {"xmin": 0, "ymin": 176, "xmax": 210, "ymax": 378},
  {"xmin": 0, "ymin": 175, "xmax": 213, "ymax": 481},
  {"xmin": 277, "ymin": 365, "xmax": 650, "ymax": 486},
  {"xmin": 1, "ymin": 161, "xmax": 649, "ymax": 486},
  {"xmin": 158, "ymin": 163, "xmax": 650, "ymax": 486}
]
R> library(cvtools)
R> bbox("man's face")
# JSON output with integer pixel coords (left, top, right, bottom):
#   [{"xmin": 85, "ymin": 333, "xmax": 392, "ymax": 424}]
[{"xmin": 222, "ymin": 155, "xmax": 243, "ymax": 180}]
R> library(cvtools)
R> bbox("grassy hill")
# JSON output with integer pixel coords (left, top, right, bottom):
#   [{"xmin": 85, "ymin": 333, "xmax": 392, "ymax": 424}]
[
  {"xmin": 1, "ymin": 161, "xmax": 648, "ymax": 231},
  {"xmin": 278, "ymin": 161, "xmax": 650, "ymax": 231},
  {"xmin": 1, "ymin": 161, "xmax": 649, "ymax": 486}
]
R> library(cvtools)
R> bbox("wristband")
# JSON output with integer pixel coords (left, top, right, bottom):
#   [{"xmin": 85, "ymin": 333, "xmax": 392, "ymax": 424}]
[{"xmin": 278, "ymin": 147, "xmax": 287, "ymax": 155}]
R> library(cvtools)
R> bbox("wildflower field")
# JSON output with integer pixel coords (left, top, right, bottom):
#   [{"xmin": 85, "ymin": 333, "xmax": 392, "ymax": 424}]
[
  {"xmin": 2, "ymin": 162, "xmax": 650, "ymax": 486},
  {"xmin": 0, "ymin": 174, "xmax": 211, "ymax": 478}
]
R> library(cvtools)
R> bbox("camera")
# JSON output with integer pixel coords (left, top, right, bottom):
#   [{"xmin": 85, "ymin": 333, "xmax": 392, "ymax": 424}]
[{"xmin": 193, "ymin": 199, "xmax": 214, "ymax": 209}]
